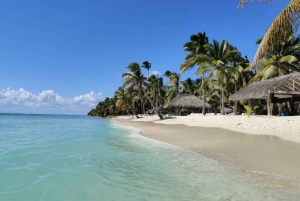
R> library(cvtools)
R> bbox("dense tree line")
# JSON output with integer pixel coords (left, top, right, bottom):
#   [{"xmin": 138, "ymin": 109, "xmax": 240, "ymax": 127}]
[{"xmin": 88, "ymin": 29, "xmax": 300, "ymax": 117}]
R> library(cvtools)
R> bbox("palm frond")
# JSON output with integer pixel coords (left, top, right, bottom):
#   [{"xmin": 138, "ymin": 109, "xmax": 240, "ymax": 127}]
[
  {"xmin": 246, "ymin": 0, "xmax": 300, "ymax": 66},
  {"xmin": 238, "ymin": 0, "xmax": 274, "ymax": 8}
]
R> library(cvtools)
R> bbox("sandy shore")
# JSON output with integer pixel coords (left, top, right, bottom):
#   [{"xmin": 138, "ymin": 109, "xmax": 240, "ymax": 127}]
[
  {"xmin": 114, "ymin": 115, "xmax": 300, "ymax": 182},
  {"xmin": 116, "ymin": 115, "xmax": 300, "ymax": 143}
]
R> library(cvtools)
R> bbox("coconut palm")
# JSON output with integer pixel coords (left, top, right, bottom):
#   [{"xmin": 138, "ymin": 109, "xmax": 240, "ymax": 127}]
[
  {"xmin": 141, "ymin": 61, "xmax": 151, "ymax": 79},
  {"xmin": 227, "ymin": 46, "xmax": 250, "ymax": 114},
  {"xmin": 121, "ymin": 63, "xmax": 146, "ymax": 117},
  {"xmin": 194, "ymin": 40, "xmax": 235, "ymax": 115},
  {"xmin": 238, "ymin": 0, "xmax": 300, "ymax": 66},
  {"xmin": 164, "ymin": 71, "xmax": 181, "ymax": 96},
  {"xmin": 250, "ymin": 33, "xmax": 300, "ymax": 81},
  {"xmin": 122, "ymin": 62, "xmax": 163, "ymax": 119},
  {"xmin": 180, "ymin": 32, "xmax": 209, "ymax": 114},
  {"xmin": 114, "ymin": 87, "xmax": 129, "ymax": 110},
  {"xmin": 180, "ymin": 78, "xmax": 201, "ymax": 96},
  {"xmin": 147, "ymin": 75, "xmax": 164, "ymax": 116}
]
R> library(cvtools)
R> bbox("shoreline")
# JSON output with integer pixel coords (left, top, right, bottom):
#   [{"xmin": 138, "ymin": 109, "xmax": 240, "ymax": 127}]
[
  {"xmin": 115, "ymin": 115, "xmax": 300, "ymax": 144},
  {"xmin": 114, "ymin": 116, "xmax": 300, "ymax": 182}
]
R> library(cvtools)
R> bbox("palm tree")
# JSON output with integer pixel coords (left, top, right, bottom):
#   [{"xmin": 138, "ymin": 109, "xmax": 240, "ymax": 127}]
[
  {"xmin": 227, "ymin": 46, "xmax": 250, "ymax": 114},
  {"xmin": 194, "ymin": 40, "xmax": 235, "ymax": 115},
  {"xmin": 164, "ymin": 71, "xmax": 181, "ymax": 96},
  {"xmin": 247, "ymin": 33, "xmax": 300, "ymax": 115},
  {"xmin": 114, "ymin": 87, "xmax": 130, "ymax": 112},
  {"xmin": 180, "ymin": 32, "xmax": 209, "ymax": 114},
  {"xmin": 122, "ymin": 62, "xmax": 163, "ymax": 119},
  {"xmin": 141, "ymin": 61, "xmax": 151, "ymax": 79},
  {"xmin": 121, "ymin": 63, "xmax": 145, "ymax": 117},
  {"xmin": 250, "ymin": 33, "xmax": 300, "ymax": 81},
  {"xmin": 238, "ymin": 0, "xmax": 300, "ymax": 66},
  {"xmin": 180, "ymin": 78, "xmax": 201, "ymax": 95},
  {"xmin": 147, "ymin": 75, "xmax": 164, "ymax": 117}
]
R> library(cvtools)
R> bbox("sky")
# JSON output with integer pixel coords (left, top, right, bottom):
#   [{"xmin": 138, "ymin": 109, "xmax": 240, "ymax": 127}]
[{"xmin": 0, "ymin": 0, "xmax": 289, "ymax": 114}]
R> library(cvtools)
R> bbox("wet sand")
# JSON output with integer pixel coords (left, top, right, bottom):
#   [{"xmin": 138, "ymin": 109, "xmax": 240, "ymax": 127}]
[{"xmin": 117, "ymin": 120, "xmax": 300, "ymax": 181}]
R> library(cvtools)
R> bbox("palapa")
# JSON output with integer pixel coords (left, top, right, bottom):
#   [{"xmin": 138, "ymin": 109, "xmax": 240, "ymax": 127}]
[
  {"xmin": 229, "ymin": 73, "xmax": 300, "ymax": 100},
  {"xmin": 163, "ymin": 94, "xmax": 211, "ymax": 109}
]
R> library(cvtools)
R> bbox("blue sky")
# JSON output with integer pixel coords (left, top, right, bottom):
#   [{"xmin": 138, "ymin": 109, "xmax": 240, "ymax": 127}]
[{"xmin": 0, "ymin": 0, "xmax": 288, "ymax": 114}]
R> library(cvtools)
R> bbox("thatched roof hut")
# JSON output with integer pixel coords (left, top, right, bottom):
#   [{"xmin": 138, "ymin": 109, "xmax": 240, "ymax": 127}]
[
  {"xmin": 229, "ymin": 73, "xmax": 300, "ymax": 100},
  {"xmin": 163, "ymin": 94, "xmax": 211, "ymax": 109}
]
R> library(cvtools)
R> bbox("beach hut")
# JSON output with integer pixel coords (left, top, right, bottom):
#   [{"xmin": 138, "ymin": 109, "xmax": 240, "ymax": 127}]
[
  {"xmin": 163, "ymin": 94, "xmax": 211, "ymax": 115},
  {"xmin": 229, "ymin": 73, "xmax": 300, "ymax": 116}
]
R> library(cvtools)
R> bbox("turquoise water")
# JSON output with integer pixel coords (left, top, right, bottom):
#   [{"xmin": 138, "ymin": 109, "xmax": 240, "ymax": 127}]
[{"xmin": 0, "ymin": 114, "xmax": 299, "ymax": 201}]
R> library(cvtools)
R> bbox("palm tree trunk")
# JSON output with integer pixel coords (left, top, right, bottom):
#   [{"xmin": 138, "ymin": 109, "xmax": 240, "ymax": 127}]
[
  {"xmin": 132, "ymin": 103, "xmax": 138, "ymax": 118},
  {"xmin": 202, "ymin": 74, "xmax": 205, "ymax": 115},
  {"xmin": 267, "ymin": 95, "xmax": 271, "ymax": 116},
  {"xmin": 233, "ymin": 84, "xmax": 237, "ymax": 115},
  {"xmin": 221, "ymin": 82, "xmax": 225, "ymax": 115},
  {"xmin": 142, "ymin": 89, "xmax": 163, "ymax": 119}
]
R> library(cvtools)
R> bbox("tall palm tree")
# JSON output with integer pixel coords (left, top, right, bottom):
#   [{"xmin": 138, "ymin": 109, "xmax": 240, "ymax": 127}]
[
  {"xmin": 180, "ymin": 32, "xmax": 209, "ymax": 114},
  {"xmin": 227, "ymin": 46, "xmax": 250, "ymax": 114},
  {"xmin": 122, "ymin": 63, "xmax": 145, "ymax": 117},
  {"xmin": 238, "ymin": 0, "xmax": 300, "ymax": 66},
  {"xmin": 114, "ymin": 87, "xmax": 130, "ymax": 111},
  {"xmin": 194, "ymin": 40, "xmax": 234, "ymax": 115},
  {"xmin": 164, "ymin": 71, "xmax": 181, "ymax": 96},
  {"xmin": 141, "ymin": 61, "xmax": 151, "ymax": 79},
  {"xmin": 122, "ymin": 62, "xmax": 163, "ymax": 119},
  {"xmin": 147, "ymin": 75, "xmax": 164, "ymax": 117}
]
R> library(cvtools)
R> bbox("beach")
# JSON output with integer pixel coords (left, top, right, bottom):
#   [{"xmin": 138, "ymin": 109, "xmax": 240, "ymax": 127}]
[{"xmin": 115, "ymin": 115, "xmax": 300, "ymax": 182}]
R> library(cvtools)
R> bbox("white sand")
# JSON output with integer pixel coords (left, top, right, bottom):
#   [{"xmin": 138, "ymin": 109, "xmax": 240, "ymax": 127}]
[{"xmin": 116, "ymin": 115, "xmax": 300, "ymax": 143}]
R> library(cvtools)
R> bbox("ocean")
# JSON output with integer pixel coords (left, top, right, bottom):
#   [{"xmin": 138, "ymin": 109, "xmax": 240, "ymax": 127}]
[{"xmin": 0, "ymin": 113, "xmax": 299, "ymax": 201}]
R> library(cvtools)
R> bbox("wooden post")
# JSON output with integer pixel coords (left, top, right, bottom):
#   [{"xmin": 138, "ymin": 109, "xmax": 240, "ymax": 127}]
[
  {"xmin": 267, "ymin": 94, "xmax": 271, "ymax": 116},
  {"xmin": 291, "ymin": 96, "xmax": 295, "ymax": 116},
  {"xmin": 271, "ymin": 93, "xmax": 275, "ymax": 116}
]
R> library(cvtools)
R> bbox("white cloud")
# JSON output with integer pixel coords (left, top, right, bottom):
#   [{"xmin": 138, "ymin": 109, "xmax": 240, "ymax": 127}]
[
  {"xmin": 149, "ymin": 70, "xmax": 161, "ymax": 76},
  {"xmin": 0, "ymin": 88, "xmax": 102, "ymax": 115}
]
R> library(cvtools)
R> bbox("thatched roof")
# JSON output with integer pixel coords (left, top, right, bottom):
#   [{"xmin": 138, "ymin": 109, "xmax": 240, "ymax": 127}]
[
  {"xmin": 163, "ymin": 94, "xmax": 211, "ymax": 109},
  {"xmin": 229, "ymin": 73, "xmax": 300, "ymax": 100}
]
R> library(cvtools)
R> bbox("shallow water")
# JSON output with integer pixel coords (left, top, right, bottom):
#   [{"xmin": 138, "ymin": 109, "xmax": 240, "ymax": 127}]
[{"xmin": 0, "ymin": 114, "xmax": 299, "ymax": 200}]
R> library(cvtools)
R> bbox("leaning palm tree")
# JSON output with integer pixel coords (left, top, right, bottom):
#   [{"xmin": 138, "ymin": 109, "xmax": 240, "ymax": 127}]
[
  {"xmin": 122, "ymin": 62, "xmax": 163, "ymax": 119},
  {"xmin": 194, "ymin": 40, "xmax": 234, "ymax": 115},
  {"xmin": 180, "ymin": 32, "xmax": 209, "ymax": 114},
  {"xmin": 238, "ymin": 0, "xmax": 300, "ymax": 66}
]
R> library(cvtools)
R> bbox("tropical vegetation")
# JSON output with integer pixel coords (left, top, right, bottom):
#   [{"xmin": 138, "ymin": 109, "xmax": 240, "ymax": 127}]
[{"xmin": 88, "ymin": 1, "xmax": 300, "ymax": 117}]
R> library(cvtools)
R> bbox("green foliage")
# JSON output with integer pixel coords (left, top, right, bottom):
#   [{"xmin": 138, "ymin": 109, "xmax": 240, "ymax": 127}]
[
  {"xmin": 244, "ymin": 105, "xmax": 252, "ymax": 118},
  {"xmin": 253, "ymin": 99, "xmax": 267, "ymax": 115},
  {"xmin": 88, "ymin": 30, "xmax": 300, "ymax": 118}
]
